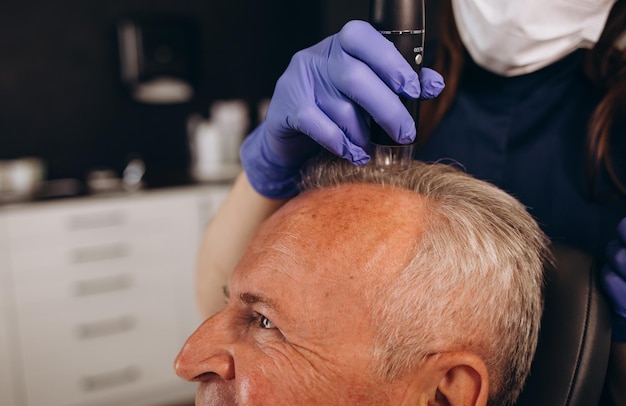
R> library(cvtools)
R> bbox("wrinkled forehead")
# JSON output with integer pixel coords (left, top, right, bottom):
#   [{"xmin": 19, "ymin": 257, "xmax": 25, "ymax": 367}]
[
  {"xmin": 278, "ymin": 182, "xmax": 425, "ymax": 229},
  {"xmin": 244, "ymin": 183, "xmax": 427, "ymax": 286}
]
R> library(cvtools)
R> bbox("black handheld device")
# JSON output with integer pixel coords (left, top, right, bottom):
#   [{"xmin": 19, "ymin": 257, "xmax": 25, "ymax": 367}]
[{"xmin": 369, "ymin": 0, "xmax": 425, "ymax": 169}]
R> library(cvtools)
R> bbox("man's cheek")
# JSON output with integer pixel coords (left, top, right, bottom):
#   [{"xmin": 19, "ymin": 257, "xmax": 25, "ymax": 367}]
[
  {"xmin": 236, "ymin": 349, "xmax": 339, "ymax": 405},
  {"xmin": 236, "ymin": 371, "xmax": 306, "ymax": 406}
]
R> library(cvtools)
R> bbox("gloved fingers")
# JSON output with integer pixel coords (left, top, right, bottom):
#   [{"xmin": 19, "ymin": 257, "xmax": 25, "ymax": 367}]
[
  {"xmin": 601, "ymin": 264, "xmax": 626, "ymax": 318},
  {"xmin": 337, "ymin": 20, "xmax": 421, "ymax": 98},
  {"xmin": 328, "ymin": 49, "xmax": 417, "ymax": 144},
  {"xmin": 606, "ymin": 239, "xmax": 626, "ymax": 279},
  {"xmin": 318, "ymin": 92, "xmax": 371, "ymax": 150},
  {"xmin": 292, "ymin": 104, "xmax": 371, "ymax": 165},
  {"xmin": 418, "ymin": 68, "xmax": 446, "ymax": 100}
]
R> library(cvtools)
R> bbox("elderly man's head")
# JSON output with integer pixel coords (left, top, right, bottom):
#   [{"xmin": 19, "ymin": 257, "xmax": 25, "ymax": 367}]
[{"xmin": 175, "ymin": 158, "xmax": 549, "ymax": 406}]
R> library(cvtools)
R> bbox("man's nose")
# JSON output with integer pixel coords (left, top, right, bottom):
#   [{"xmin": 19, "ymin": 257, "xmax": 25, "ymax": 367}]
[{"xmin": 174, "ymin": 311, "xmax": 235, "ymax": 381}]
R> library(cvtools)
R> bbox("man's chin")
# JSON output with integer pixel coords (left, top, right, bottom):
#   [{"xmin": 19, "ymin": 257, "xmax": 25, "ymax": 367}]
[{"xmin": 195, "ymin": 381, "xmax": 236, "ymax": 406}]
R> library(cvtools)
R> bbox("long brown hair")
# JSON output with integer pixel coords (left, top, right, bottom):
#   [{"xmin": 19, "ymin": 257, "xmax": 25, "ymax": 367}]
[
  {"xmin": 420, "ymin": 0, "xmax": 626, "ymax": 195},
  {"xmin": 583, "ymin": 0, "xmax": 626, "ymax": 194}
]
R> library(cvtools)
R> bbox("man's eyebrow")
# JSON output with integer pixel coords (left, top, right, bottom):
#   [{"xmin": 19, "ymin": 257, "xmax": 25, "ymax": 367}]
[
  {"xmin": 239, "ymin": 292, "xmax": 279, "ymax": 310},
  {"xmin": 224, "ymin": 285, "xmax": 282, "ymax": 313}
]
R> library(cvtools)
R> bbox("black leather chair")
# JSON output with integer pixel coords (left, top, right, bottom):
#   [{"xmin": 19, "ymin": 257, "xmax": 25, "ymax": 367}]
[{"xmin": 516, "ymin": 244, "xmax": 613, "ymax": 405}]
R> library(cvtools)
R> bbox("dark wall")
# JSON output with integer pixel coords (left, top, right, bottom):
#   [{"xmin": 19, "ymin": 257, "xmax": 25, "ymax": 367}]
[
  {"xmin": 321, "ymin": 0, "xmax": 368, "ymax": 35},
  {"xmin": 0, "ymin": 0, "xmax": 323, "ymax": 184}
]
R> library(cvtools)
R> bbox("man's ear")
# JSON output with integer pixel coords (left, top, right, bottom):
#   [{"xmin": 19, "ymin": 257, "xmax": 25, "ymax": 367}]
[{"xmin": 427, "ymin": 352, "xmax": 490, "ymax": 406}]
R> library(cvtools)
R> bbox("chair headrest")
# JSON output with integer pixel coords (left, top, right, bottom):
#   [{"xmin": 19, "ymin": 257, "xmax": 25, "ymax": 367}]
[{"xmin": 516, "ymin": 243, "xmax": 612, "ymax": 406}]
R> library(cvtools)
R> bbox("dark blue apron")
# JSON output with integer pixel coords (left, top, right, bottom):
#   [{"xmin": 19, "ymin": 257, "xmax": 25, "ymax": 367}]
[{"xmin": 416, "ymin": 50, "xmax": 626, "ymax": 258}]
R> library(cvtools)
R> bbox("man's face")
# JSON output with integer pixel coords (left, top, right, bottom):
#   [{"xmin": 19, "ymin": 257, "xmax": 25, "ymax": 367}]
[{"xmin": 175, "ymin": 183, "xmax": 426, "ymax": 405}]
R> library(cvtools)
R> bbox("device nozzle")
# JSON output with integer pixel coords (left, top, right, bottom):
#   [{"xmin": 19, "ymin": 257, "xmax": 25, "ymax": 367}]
[{"xmin": 372, "ymin": 143, "xmax": 415, "ymax": 171}]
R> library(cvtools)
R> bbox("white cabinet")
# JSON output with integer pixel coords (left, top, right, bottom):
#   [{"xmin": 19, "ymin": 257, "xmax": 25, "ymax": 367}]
[
  {"xmin": 0, "ymin": 185, "xmax": 230, "ymax": 406},
  {"xmin": 0, "ymin": 212, "xmax": 21, "ymax": 406},
  {"xmin": 0, "ymin": 304, "xmax": 18, "ymax": 406}
]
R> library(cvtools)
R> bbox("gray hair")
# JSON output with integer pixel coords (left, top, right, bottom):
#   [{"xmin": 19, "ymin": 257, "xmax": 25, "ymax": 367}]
[{"xmin": 299, "ymin": 155, "xmax": 550, "ymax": 406}]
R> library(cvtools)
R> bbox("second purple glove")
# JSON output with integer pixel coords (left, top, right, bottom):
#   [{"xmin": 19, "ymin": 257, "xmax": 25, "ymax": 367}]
[{"xmin": 601, "ymin": 217, "xmax": 626, "ymax": 341}]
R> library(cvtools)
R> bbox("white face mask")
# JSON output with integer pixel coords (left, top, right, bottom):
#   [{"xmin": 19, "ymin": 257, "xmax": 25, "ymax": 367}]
[{"xmin": 450, "ymin": 0, "xmax": 617, "ymax": 76}]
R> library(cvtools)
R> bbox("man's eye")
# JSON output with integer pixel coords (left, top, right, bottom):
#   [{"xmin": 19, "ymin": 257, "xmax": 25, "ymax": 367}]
[{"xmin": 259, "ymin": 315, "xmax": 276, "ymax": 329}]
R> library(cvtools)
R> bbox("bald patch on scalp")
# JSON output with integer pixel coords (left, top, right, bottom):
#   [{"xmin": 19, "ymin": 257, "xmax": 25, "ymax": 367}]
[{"xmin": 251, "ymin": 183, "xmax": 429, "ymax": 287}]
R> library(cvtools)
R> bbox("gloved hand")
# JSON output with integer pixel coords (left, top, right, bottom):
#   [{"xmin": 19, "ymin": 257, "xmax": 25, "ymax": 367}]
[
  {"xmin": 601, "ymin": 218, "xmax": 626, "ymax": 342},
  {"xmin": 241, "ymin": 20, "xmax": 445, "ymax": 198}
]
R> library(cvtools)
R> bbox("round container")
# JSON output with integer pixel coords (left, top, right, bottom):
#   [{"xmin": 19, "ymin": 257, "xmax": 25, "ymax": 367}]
[{"xmin": 0, "ymin": 157, "xmax": 46, "ymax": 203}]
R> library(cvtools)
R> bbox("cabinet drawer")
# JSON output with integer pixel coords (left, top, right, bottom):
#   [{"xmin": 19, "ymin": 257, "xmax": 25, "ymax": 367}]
[
  {"xmin": 11, "ymin": 246, "xmax": 194, "ymax": 313},
  {"xmin": 21, "ymin": 339, "xmax": 182, "ymax": 406},
  {"xmin": 17, "ymin": 277, "xmax": 181, "ymax": 354},
  {"xmin": 6, "ymin": 194, "xmax": 197, "ymax": 251},
  {"xmin": 9, "ymin": 231, "xmax": 192, "ymax": 283}
]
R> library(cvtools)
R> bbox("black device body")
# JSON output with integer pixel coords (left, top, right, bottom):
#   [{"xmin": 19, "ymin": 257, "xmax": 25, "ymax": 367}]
[{"xmin": 369, "ymin": 0, "xmax": 425, "ymax": 146}]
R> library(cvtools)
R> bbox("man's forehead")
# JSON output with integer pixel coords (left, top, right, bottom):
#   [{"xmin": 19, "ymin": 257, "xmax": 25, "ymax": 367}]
[
  {"xmin": 277, "ymin": 183, "xmax": 426, "ymax": 228},
  {"xmin": 236, "ymin": 182, "xmax": 426, "ymax": 283}
]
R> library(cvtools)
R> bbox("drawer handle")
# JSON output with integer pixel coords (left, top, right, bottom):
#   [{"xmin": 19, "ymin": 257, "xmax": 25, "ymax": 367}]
[
  {"xmin": 74, "ymin": 274, "xmax": 132, "ymax": 296},
  {"xmin": 72, "ymin": 243, "xmax": 130, "ymax": 264},
  {"xmin": 80, "ymin": 366, "xmax": 140, "ymax": 392},
  {"xmin": 76, "ymin": 315, "xmax": 136, "ymax": 339},
  {"xmin": 69, "ymin": 211, "xmax": 126, "ymax": 230}
]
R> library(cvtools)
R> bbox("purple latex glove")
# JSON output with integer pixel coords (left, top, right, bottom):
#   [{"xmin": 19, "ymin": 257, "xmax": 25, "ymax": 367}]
[
  {"xmin": 601, "ymin": 218, "xmax": 626, "ymax": 342},
  {"xmin": 240, "ymin": 20, "xmax": 445, "ymax": 198}
]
